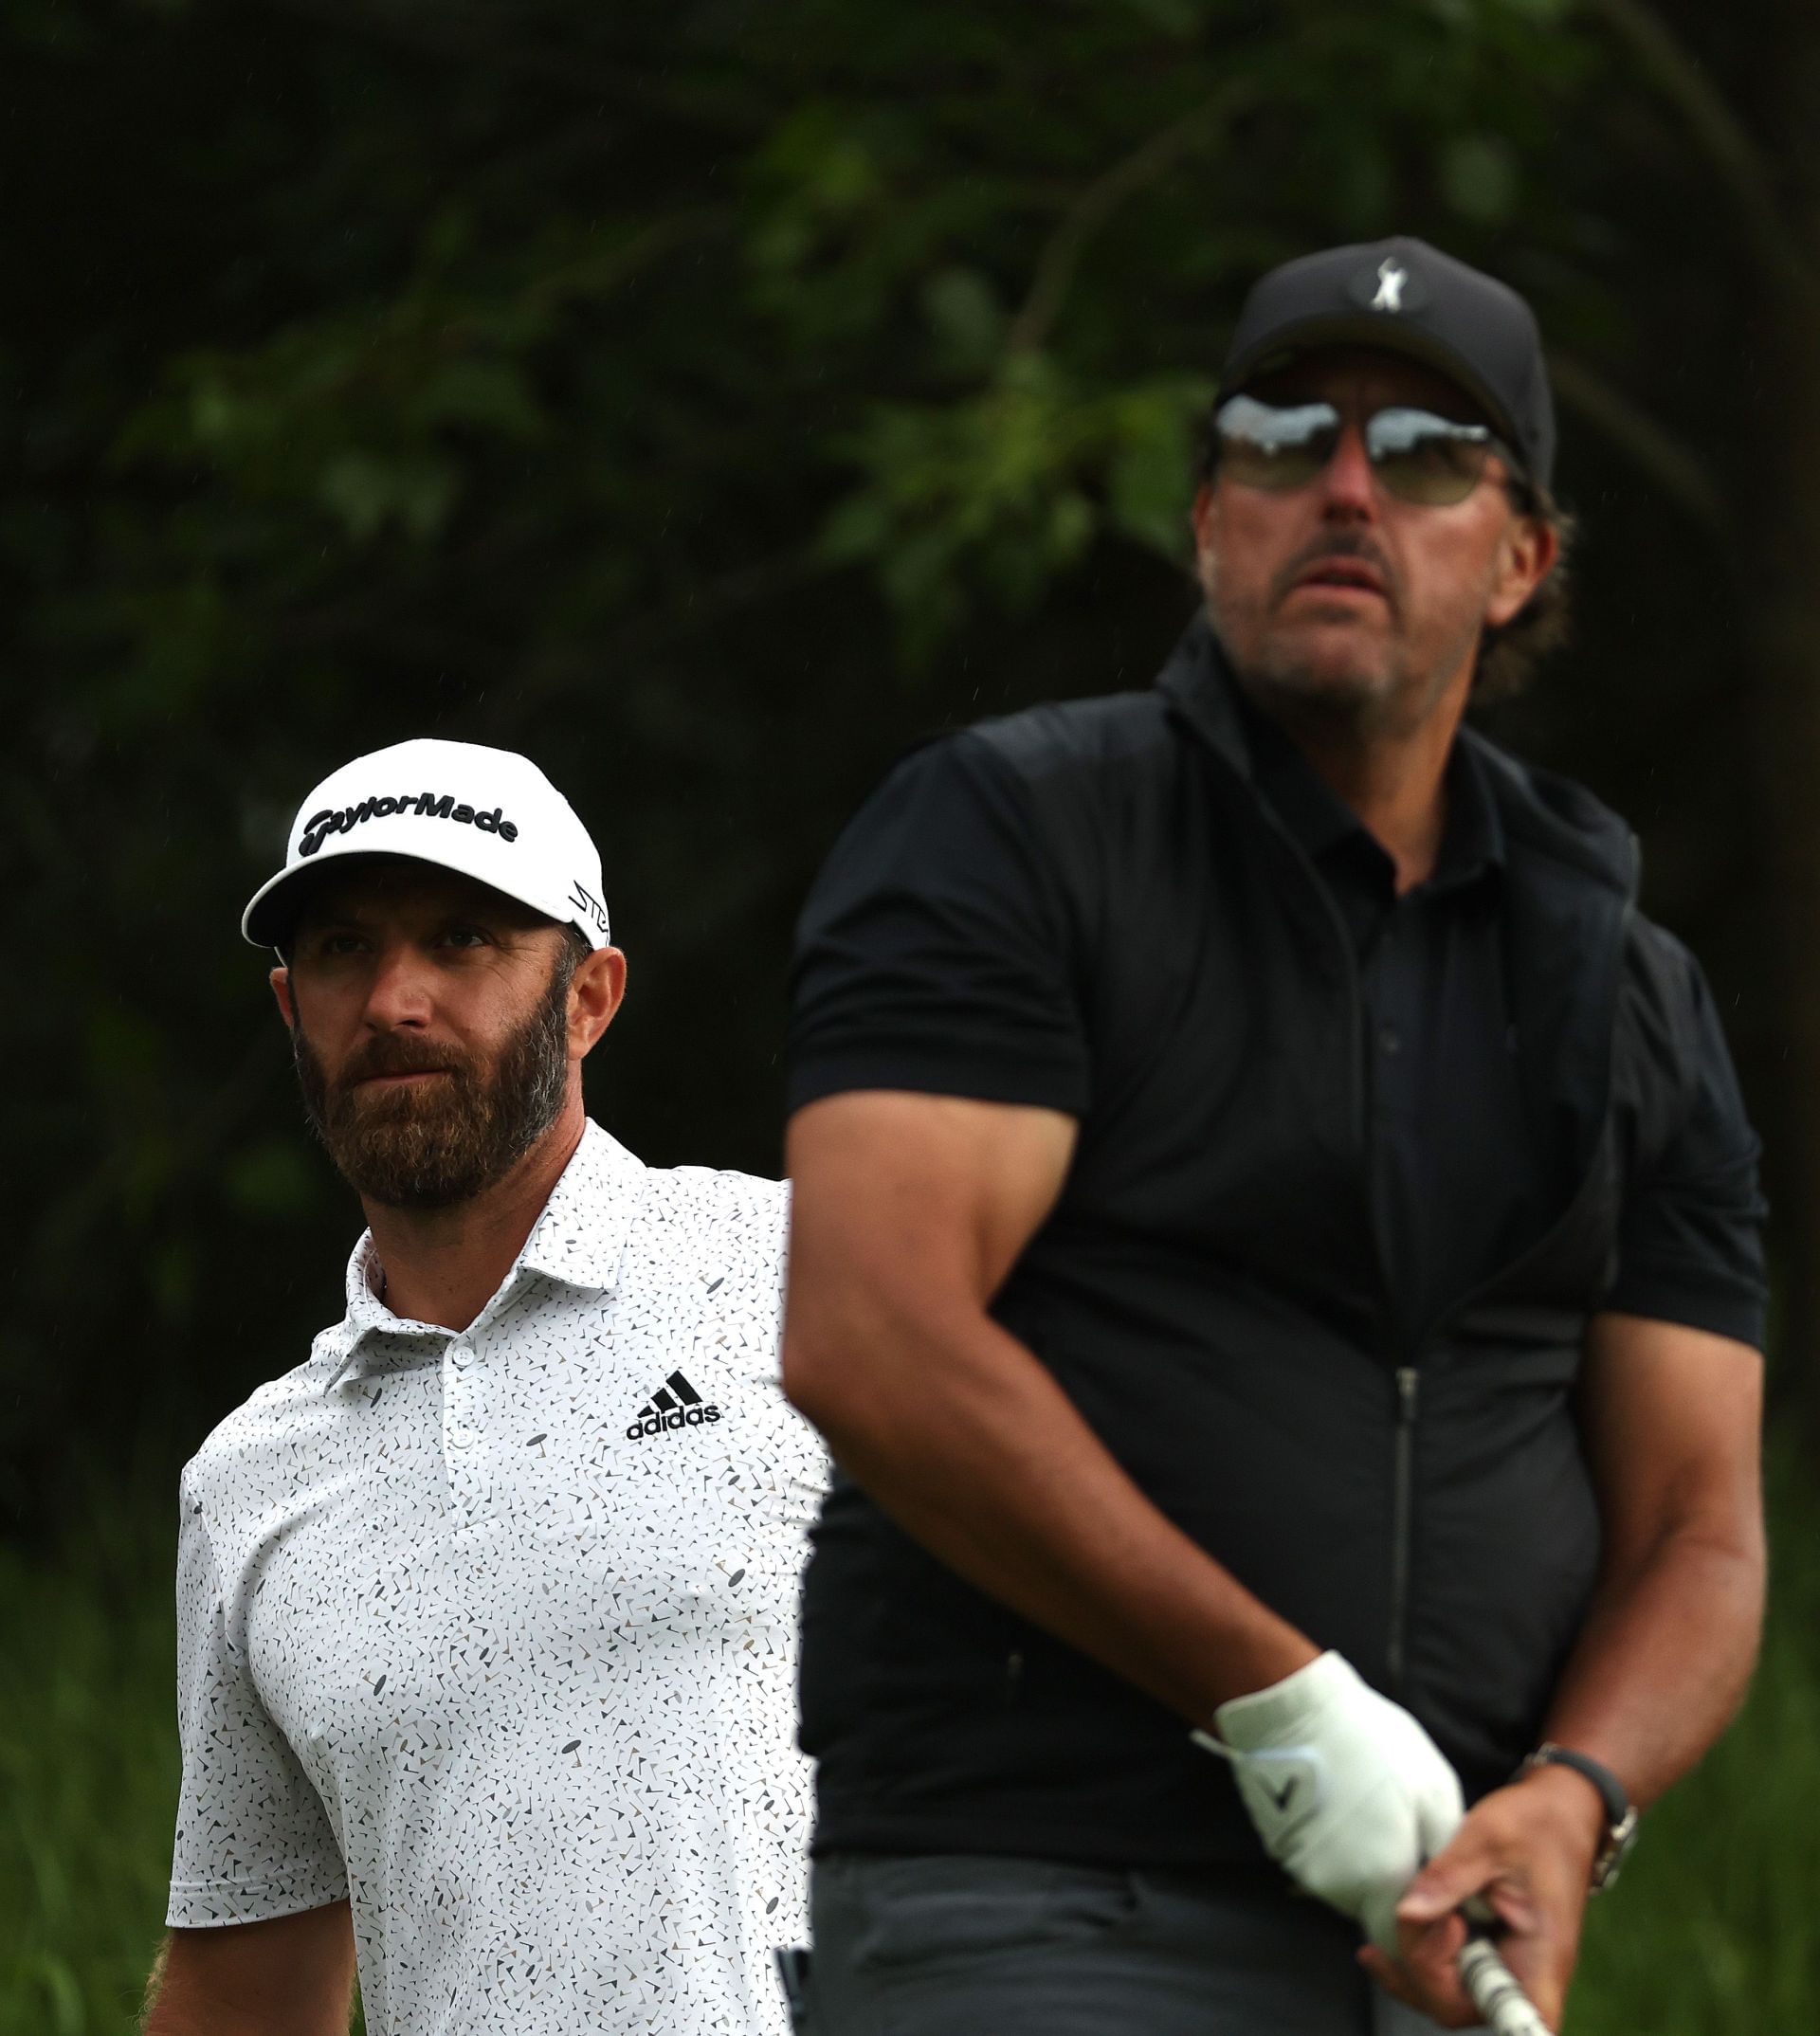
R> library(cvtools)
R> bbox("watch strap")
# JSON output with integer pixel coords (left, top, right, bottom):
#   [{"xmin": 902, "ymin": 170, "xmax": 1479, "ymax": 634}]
[{"xmin": 1520, "ymin": 1742, "xmax": 1638, "ymax": 1892}]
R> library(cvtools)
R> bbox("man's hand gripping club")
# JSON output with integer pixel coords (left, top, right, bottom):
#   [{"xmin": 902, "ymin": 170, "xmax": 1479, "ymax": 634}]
[
  {"xmin": 1195, "ymin": 1654, "xmax": 1558, "ymax": 2033},
  {"xmin": 1192, "ymin": 1650, "xmax": 1464, "ymax": 1954}
]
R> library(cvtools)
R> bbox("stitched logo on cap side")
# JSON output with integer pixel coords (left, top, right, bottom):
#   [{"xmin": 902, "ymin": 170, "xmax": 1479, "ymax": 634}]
[{"xmin": 568, "ymin": 881, "xmax": 610, "ymax": 938}]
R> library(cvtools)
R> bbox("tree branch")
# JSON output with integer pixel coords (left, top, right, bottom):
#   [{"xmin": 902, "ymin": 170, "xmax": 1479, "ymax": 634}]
[
  {"xmin": 1588, "ymin": 0, "xmax": 1820, "ymax": 318},
  {"xmin": 1007, "ymin": 81, "xmax": 1259, "ymax": 355}
]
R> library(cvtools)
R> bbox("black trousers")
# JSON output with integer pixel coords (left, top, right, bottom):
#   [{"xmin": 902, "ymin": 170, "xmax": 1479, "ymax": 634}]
[{"xmin": 792, "ymin": 1851, "xmax": 1478, "ymax": 2036}]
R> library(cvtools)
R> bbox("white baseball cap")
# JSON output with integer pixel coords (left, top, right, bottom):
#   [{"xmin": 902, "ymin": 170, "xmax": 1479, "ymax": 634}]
[{"xmin": 242, "ymin": 737, "xmax": 611, "ymax": 951}]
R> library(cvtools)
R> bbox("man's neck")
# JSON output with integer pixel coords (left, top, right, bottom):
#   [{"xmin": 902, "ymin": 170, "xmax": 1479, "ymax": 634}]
[
  {"xmin": 361, "ymin": 1102, "xmax": 588, "ymax": 1334},
  {"xmin": 1248, "ymin": 670, "xmax": 1471, "ymax": 894}
]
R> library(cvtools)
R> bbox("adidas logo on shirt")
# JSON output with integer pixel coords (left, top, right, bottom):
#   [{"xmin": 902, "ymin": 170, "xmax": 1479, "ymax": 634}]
[{"xmin": 626, "ymin": 1369, "xmax": 722, "ymax": 1442}]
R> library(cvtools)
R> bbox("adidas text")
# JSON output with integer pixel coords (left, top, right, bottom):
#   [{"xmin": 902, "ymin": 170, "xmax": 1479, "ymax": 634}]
[
  {"xmin": 628, "ymin": 1405, "xmax": 721, "ymax": 1441},
  {"xmin": 628, "ymin": 1368, "xmax": 719, "ymax": 1441}
]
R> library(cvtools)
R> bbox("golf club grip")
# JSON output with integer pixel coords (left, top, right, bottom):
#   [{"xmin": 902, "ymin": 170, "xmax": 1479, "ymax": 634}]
[{"xmin": 1458, "ymin": 1932, "xmax": 1555, "ymax": 2036}]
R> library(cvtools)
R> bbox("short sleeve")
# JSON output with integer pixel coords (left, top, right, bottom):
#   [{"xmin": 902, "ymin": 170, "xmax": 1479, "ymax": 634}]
[
  {"xmin": 786, "ymin": 733, "xmax": 1090, "ymax": 1116},
  {"xmin": 1605, "ymin": 932, "xmax": 1768, "ymax": 1348},
  {"xmin": 167, "ymin": 1473, "xmax": 347, "ymax": 1927}
]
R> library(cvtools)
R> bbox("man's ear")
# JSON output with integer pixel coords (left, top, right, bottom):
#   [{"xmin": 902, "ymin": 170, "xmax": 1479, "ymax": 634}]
[
  {"xmin": 270, "ymin": 964, "xmax": 297, "ymax": 1029},
  {"xmin": 570, "ymin": 946, "xmax": 628, "ymax": 1059},
  {"xmin": 1486, "ymin": 510, "xmax": 1560, "ymax": 629},
  {"xmin": 1191, "ymin": 481, "xmax": 1215, "ymax": 554}
]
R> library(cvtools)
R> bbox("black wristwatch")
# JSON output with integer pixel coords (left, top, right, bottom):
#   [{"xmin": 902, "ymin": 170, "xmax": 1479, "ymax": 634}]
[{"xmin": 1520, "ymin": 1742, "xmax": 1640, "ymax": 1892}]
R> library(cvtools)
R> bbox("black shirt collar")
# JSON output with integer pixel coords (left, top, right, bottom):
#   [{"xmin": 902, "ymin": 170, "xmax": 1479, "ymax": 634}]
[
  {"xmin": 1156, "ymin": 610, "xmax": 1634, "ymax": 901},
  {"xmin": 1235, "ymin": 682, "xmax": 1505, "ymax": 900}
]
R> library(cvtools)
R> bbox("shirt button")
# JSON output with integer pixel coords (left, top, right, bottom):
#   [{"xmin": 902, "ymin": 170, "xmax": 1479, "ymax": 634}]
[
  {"xmin": 1380, "ymin": 1024, "xmax": 1402, "ymax": 1055},
  {"xmin": 449, "ymin": 1426, "xmax": 474, "ymax": 1449}
]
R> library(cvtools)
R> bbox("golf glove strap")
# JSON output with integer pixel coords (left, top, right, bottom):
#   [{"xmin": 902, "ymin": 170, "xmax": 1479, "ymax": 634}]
[{"xmin": 1192, "ymin": 1650, "xmax": 1465, "ymax": 1953}]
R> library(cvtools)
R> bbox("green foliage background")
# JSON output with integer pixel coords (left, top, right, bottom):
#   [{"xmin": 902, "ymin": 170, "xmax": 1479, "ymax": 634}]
[
  {"xmin": 3, "ymin": 0, "xmax": 1790, "ymax": 1512},
  {"xmin": 4, "ymin": 0, "xmax": 1818, "ymax": 2026}
]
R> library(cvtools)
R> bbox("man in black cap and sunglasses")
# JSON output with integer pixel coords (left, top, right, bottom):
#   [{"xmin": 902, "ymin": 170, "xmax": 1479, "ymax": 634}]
[{"xmin": 777, "ymin": 239, "xmax": 1767, "ymax": 2033}]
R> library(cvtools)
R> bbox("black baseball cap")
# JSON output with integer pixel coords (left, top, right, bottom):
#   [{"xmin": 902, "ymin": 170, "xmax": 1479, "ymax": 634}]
[{"xmin": 1218, "ymin": 236, "xmax": 1556, "ymax": 491}]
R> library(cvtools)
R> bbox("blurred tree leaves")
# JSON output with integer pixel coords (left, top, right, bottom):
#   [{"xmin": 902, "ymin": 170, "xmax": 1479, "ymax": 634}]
[
  {"xmin": 2, "ymin": 0, "xmax": 1810, "ymax": 1523},
  {"xmin": 821, "ymin": 357, "xmax": 1211, "ymax": 656}
]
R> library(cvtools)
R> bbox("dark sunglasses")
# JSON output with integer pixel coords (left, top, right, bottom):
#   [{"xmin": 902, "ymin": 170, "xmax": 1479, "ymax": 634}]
[{"xmin": 1211, "ymin": 394, "xmax": 1519, "ymax": 507}]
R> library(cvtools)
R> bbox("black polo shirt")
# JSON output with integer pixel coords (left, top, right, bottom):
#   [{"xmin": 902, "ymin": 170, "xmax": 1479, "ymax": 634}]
[
  {"xmin": 790, "ymin": 687, "xmax": 1760, "ymax": 1348},
  {"xmin": 1242, "ymin": 701, "xmax": 1542, "ymax": 1346},
  {"xmin": 784, "ymin": 624, "xmax": 1767, "ymax": 1868}
]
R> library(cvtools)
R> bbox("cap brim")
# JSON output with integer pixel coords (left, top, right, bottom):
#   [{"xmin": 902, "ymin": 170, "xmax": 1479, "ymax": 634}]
[
  {"xmin": 242, "ymin": 842, "xmax": 593, "ymax": 951},
  {"xmin": 1220, "ymin": 314, "xmax": 1526, "ymax": 469}
]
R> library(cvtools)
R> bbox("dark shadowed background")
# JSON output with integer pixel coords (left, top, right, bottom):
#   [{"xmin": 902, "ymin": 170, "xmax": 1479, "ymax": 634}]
[{"xmin": 3, "ymin": 2, "xmax": 1818, "ymax": 2027}]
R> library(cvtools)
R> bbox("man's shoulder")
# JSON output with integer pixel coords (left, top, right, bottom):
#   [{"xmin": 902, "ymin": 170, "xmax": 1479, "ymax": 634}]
[
  {"xmin": 178, "ymin": 1334, "xmax": 350, "ymax": 1518},
  {"xmin": 957, "ymin": 685, "xmax": 1178, "ymax": 791},
  {"xmin": 628, "ymin": 1164, "xmax": 789, "ymax": 1273},
  {"xmin": 1461, "ymin": 725, "xmax": 1638, "ymax": 894},
  {"xmin": 635, "ymin": 1160, "xmax": 787, "ymax": 1217},
  {"xmin": 1464, "ymin": 732, "xmax": 1719, "ymax": 1051},
  {"xmin": 1619, "ymin": 910, "xmax": 1714, "ymax": 1046},
  {"xmin": 876, "ymin": 691, "xmax": 1185, "ymax": 877}
]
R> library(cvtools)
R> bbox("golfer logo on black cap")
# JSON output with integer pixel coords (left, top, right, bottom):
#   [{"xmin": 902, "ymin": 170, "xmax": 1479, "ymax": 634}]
[
  {"xmin": 1225, "ymin": 233, "xmax": 1556, "ymax": 494},
  {"xmin": 1370, "ymin": 257, "xmax": 1409, "ymax": 312}
]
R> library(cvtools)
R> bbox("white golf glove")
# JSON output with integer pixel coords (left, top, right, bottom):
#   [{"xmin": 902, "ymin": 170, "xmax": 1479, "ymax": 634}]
[{"xmin": 1192, "ymin": 1650, "xmax": 1464, "ymax": 1953}]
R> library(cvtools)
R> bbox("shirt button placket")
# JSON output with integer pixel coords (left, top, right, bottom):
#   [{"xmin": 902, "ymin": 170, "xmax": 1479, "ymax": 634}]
[{"xmin": 444, "ymin": 1336, "xmax": 484, "ymax": 1511}]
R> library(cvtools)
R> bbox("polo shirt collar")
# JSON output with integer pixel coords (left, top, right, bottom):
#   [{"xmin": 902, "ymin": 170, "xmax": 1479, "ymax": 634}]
[
  {"xmin": 1160, "ymin": 611, "xmax": 1504, "ymax": 892},
  {"xmin": 1434, "ymin": 738, "xmax": 1505, "ymax": 888},
  {"xmin": 1160, "ymin": 609, "xmax": 1636, "ymax": 900},
  {"xmin": 1237, "ymin": 690, "xmax": 1359, "ymax": 863},
  {"xmin": 317, "ymin": 1119, "xmax": 646, "ymax": 1390},
  {"xmin": 1242, "ymin": 695, "xmax": 1505, "ymax": 892},
  {"xmin": 1156, "ymin": 611, "xmax": 1254, "ymax": 779}
]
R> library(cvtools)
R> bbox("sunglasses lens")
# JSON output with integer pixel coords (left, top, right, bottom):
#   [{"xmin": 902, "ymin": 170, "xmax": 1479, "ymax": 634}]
[
  {"xmin": 1365, "ymin": 408, "xmax": 1492, "ymax": 505},
  {"xmin": 1214, "ymin": 396, "xmax": 1340, "ymax": 493}
]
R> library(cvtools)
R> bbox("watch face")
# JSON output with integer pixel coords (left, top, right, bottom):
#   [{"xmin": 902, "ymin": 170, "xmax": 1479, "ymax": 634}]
[{"xmin": 1592, "ymin": 1807, "xmax": 1641, "ymax": 1893}]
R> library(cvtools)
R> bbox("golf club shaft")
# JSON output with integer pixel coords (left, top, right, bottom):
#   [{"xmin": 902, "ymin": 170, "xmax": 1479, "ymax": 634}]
[{"xmin": 1457, "ymin": 1931, "xmax": 1555, "ymax": 2036}]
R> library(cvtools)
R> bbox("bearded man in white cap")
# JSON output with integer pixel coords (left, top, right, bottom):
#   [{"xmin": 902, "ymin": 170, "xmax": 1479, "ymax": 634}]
[{"xmin": 143, "ymin": 739, "xmax": 824, "ymax": 2036}]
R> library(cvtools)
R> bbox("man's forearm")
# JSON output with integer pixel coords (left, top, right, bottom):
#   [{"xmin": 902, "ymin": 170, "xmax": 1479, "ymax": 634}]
[
  {"xmin": 787, "ymin": 1291, "xmax": 1317, "ymax": 1723},
  {"xmin": 1549, "ymin": 1314, "xmax": 1769, "ymax": 1813},
  {"xmin": 785, "ymin": 1091, "xmax": 1317, "ymax": 1723},
  {"xmin": 143, "ymin": 1978, "xmax": 354, "ymax": 2036},
  {"xmin": 1370, "ymin": 1523, "xmax": 1763, "ymax": 2028},
  {"xmin": 1540, "ymin": 1520, "xmax": 1765, "ymax": 1809},
  {"xmin": 140, "ymin": 1911, "xmax": 357, "ymax": 2036},
  {"xmin": 142, "ymin": 1966, "xmax": 353, "ymax": 2036}
]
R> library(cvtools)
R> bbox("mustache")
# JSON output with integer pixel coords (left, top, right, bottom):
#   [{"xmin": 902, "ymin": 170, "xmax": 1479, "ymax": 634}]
[
  {"xmin": 334, "ymin": 1032, "xmax": 469, "ymax": 1093},
  {"xmin": 1270, "ymin": 532, "xmax": 1397, "ymax": 611}
]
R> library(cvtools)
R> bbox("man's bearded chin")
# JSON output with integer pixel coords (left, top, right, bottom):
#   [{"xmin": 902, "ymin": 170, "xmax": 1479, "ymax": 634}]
[
  {"xmin": 293, "ymin": 973, "xmax": 572, "ymax": 1209},
  {"xmin": 1204, "ymin": 560, "xmax": 1411, "ymax": 739},
  {"xmin": 1201, "ymin": 547, "xmax": 1487, "ymax": 744}
]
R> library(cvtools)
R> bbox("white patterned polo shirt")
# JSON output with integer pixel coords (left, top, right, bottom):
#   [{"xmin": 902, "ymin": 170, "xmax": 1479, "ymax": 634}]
[{"xmin": 167, "ymin": 1122, "xmax": 826, "ymax": 2035}]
